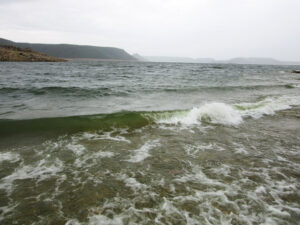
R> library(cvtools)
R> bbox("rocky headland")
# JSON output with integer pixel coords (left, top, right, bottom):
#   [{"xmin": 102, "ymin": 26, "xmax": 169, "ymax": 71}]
[{"xmin": 0, "ymin": 45, "xmax": 66, "ymax": 62}]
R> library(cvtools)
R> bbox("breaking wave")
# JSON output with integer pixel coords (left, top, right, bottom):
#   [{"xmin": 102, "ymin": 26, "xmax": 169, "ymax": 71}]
[
  {"xmin": 148, "ymin": 95, "xmax": 300, "ymax": 126},
  {"xmin": 1, "ymin": 96, "xmax": 299, "ymax": 137}
]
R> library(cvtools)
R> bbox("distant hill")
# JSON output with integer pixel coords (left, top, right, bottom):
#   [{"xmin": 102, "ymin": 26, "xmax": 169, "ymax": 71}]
[
  {"xmin": 143, "ymin": 56, "xmax": 215, "ymax": 63},
  {"xmin": 219, "ymin": 57, "xmax": 300, "ymax": 65},
  {"xmin": 0, "ymin": 45, "xmax": 66, "ymax": 62},
  {"xmin": 0, "ymin": 38, "xmax": 136, "ymax": 61},
  {"xmin": 132, "ymin": 53, "xmax": 148, "ymax": 61},
  {"xmin": 142, "ymin": 55, "xmax": 300, "ymax": 65},
  {"xmin": 225, "ymin": 57, "xmax": 281, "ymax": 65}
]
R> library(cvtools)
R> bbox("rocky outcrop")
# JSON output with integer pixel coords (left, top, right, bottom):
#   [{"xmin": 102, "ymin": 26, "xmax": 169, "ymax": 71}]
[{"xmin": 0, "ymin": 45, "xmax": 66, "ymax": 62}]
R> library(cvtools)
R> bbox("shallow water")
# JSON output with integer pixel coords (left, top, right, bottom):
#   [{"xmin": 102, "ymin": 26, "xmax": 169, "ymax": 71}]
[{"xmin": 0, "ymin": 61, "xmax": 300, "ymax": 224}]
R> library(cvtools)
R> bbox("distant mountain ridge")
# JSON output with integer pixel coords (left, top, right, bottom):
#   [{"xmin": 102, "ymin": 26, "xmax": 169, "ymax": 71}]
[
  {"xmin": 225, "ymin": 57, "xmax": 281, "ymax": 65},
  {"xmin": 0, "ymin": 38, "xmax": 136, "ymax": 61},
  {"xmin": 142, "ymin": 56, "xmax": 300, "ymax": 65},
  {"xmin": 144, "ymin": 56, "xmax": 214, "ymax": 63}
]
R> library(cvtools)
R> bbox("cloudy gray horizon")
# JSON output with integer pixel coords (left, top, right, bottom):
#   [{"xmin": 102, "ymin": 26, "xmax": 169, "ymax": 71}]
[{"xmin": 1, "ymin": 0, "xmax": 299, "ymax": 61}]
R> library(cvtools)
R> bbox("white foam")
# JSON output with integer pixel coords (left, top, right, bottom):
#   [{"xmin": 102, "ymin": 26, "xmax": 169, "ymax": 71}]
[
  {"xmin": 159, "ymin": 102, "xmax": 242, "ymax": 126},
  {"xmin": 255, "ymin": 186, "xmax": 267, "ymax": 194},
  {"xmin": 81, "ymin": 131, "xmax": 131, "ymax": 143},
  {"xmin": 88, "ymin": 214, "xmax": 126, "ymax": 225},
  {"xmin": 0, "ymin": 159, "xmax": 64, "ymax": 194},
  {"xmin": 81, "ymin": 132, "xmax": 98, "ymax": 139},
  {"xmin": 235, "ymin": 96, "xmax": 300, "ymax": 119},
  {"xmin": 126, "ymin": 140, "xmax": 159, "ymax": 163},
  {"xmin": 65, "ymin": 219, "xmax": 81, "ymax": 225},
  {"xmin": 185, "ymin": 143, "xmax": 225, "ymax": 157},
  {"xmin": 93, "ymin": 151, "xmax": 115, "ymax": 158},
  {"xmin": 116, "ymin": 173, "xmax": 148, "ymax": 192},
  {"xmin": 183, "ymin": 211, "xmax": 201, "ymax": 225},
  {"xmin": 174, "ymin": 166, "xmax": 225, "ymax": 187},
  {"xmin": 79, "ymin": 155, "xmax": 300, "ymax": 225},
  {"xmin": 74, "ymin": 150, "xmax": 115, "ymax": 168},
  {"xmin": 209, "ymin": 164, "xmax": 231, "ymax": 177},
  {"xmin": 161, "ymin": 197, "xmax": 181, "ymax": 215},
  {"xmin": 233, "ymin": 142, "xmax": 248, "ymax": 155},
  {"xmin": 198, "ymin": 102, "xmax": 243, "ymax": 125},
  {"xmin": 156, "ymin": 95, "xmax": 300, "ymax": 127},
  {"xmin": 66, "ymin": 143, "xmax": 85, "ymax": 156},
  {"xmin": 0, "ymin": 203, "xmax": 18, "ymax": 222},
  {"xmin": 98, "ymin": 132, "xmax": 131, "ymax": 143},
  {"xmin": 0, "ymin": 152, "xmax": 20, "ymax": 163},
  {"xmin": 261, "ymin": 218, "xmax": 279, "ymax": 225},
  {"xmin": 267, "ymin": 205, "xmax": 290, "ymax": 217}
]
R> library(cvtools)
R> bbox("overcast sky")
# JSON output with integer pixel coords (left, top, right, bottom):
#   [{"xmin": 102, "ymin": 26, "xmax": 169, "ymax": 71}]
[{"xmin": 1, "ymin": 0, "xmax": 299, "ymax": 60}]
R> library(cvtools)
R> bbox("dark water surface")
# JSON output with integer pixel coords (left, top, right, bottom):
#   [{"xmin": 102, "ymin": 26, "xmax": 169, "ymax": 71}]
[{"xmin": 0, "ymin": 61, "xmax": 300, "ymax": 224}]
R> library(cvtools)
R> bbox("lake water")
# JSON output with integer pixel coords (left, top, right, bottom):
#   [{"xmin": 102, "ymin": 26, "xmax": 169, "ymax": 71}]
[{"xmin": 0, "ymin": 61, "xmax": 300, "ymax": 224}]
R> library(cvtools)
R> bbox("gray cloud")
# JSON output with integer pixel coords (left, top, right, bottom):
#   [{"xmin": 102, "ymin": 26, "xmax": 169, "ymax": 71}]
[{"xmin": 0, "ymin": 0, "xmax": 299, "ymax": 61}]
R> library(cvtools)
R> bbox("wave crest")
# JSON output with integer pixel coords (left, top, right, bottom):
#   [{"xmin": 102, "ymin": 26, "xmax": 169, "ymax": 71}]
[
  {"xmin": 1, "ymin": 96, "xmax": 299, "ymax": 137},
  {"xmin": 154, "ymin": 96, "xmax": 300, "ymax": 126},
  {"xmin": 157, "ymin": 103, "xmax": 242, "ymax": 126}
]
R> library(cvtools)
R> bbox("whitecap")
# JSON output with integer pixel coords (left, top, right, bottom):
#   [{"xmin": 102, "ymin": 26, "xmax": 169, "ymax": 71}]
[
  {"xmin": 154, "ymin": 95, "xmax": 300, "ymax": 127},
  {"xmin": 158, "ymin": 102, "xmax": 242, "ymax": 126},
  {"xmin": 235, "ymin": 96, "xmax": 300, "ymax": 119}
]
